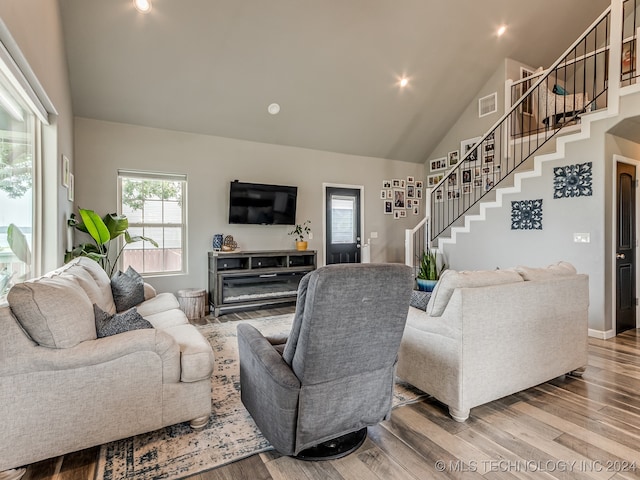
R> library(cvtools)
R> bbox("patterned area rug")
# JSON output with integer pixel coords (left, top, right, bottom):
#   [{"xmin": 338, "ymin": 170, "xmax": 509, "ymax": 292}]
[{"xmin": 96, "ymin": 314, "xmax": 427, "ymax": 480}]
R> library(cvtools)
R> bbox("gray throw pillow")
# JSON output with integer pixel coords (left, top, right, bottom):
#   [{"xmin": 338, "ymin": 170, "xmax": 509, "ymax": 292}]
[
  {"xmin": 93, "ymin": 304, "xmax": 153, "ymax": 338},
  {"xmin": 410, "ymin": 290, "xmax": 431, "ymax": 311},
  {"xmin": 111, "ymin": 266, "xmax": 145, "ymax": 312}
]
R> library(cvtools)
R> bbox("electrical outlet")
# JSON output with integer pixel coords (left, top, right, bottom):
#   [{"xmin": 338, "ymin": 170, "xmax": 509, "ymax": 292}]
[{"xmin": 308, "ymin": 232, "xmax": 313, "ymax": 240}]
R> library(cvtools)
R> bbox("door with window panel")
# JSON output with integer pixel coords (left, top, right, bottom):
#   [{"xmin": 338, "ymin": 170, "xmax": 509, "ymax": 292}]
[{"xmin": 325, "ymin": 187, "xmax": 361, "ymax": 264}]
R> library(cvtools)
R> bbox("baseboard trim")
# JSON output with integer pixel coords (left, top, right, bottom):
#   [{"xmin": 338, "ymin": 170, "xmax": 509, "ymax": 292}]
[{"xmin": 588, "ymin": 328, "xmax": 616, "ymax": 339}]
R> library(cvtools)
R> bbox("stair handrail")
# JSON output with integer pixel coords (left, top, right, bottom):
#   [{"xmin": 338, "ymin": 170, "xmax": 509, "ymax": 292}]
[{"xmin": 428, "ymin": 5, "xmax": 611, "ymax": 241}]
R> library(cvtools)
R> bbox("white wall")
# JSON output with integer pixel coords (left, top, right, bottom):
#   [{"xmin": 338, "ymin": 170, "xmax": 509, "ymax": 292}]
[
  {"xmin": 74, "ymin": 117, "xmax": 425, "ymax": 294},
  {"xmin": 0, "ymin": 0, "xmax": 74, "ymax": 272}
]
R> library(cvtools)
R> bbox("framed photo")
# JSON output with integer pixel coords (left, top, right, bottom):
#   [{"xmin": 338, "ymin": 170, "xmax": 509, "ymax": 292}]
[
  {"xmin": 400, "ymin": 179, "xmax": 406, "ymax": 188},
  {"xmin": 482, "ymin": 165, "xmax": 494, "ymax": 175},
  {"xmin": 484, "ymin": 153, "xmax": 495, "ymax": 164},
  {"xmin": 387, "ymin": 189, "xmax": 393, "ymax": 199},
  {"xmin": 406, "ymin": 199, "xmax": 413, "ymax": 209},
  {"xmin": 407, "ymin": 176, "xmax": 415, "ymax": 184},
  {"xmin": 434, "ymin": 188, "xmax": 444, "ymax": 203},
  {"xmin": 494, "ymin": 164, "xmax": 502, "ymax": 175},
  {"xmin": 447, "ymin": 189, "xmax": 460, "ymax": 200},
  {"xmin": 462, "ymin": 184, "xmax": 472, "ymax": 195},
  {"xmin": 416, "ymin": 189, "xmax": 422, "ymax": 199},
  {"xmin": 384, "ymin": 200, "xmax": 393, "ymax": 214},
  {"xmin": 473, "ymin": 166, "xmax": 482, "ymax": 178},
  {"xmin": 392, "ymin": 179, "xmax": 401, "ymax": 187},
  {"xmin": 428, "ymin": 173, "xmax": 444, "ymax": 187},
  {"xmin": 461, "ymin": 137, "xmax": 482, "ymax": 163},
  {"xmin": 67, "ymin": 173, "xmax": 74, "ymax": 202},
  {"xmin": 415, "ymin": 180, "xmax": 423, "ymax": 188},
  {"xmin": 448, "ymin": 150, "xmax": 460, "ymax": 167},
  {"xmin": 61, "ymin": 155, "xmax": 70, "ymax": 187},
  {"xmin": 473, "ymin": 178, "xmax": 483, "ymax": 188},
  {"xmin": 447, "ymin": 172, "xmax": 458, "ymax": 188},
  {"xmin": 413, "ymin": 205, "xmax": 420, "ymax": 215},
  {"xmin": 429, "ymin": 157, "xmax": 447, "ymax": 172},
  {"xmin": 407, "ymin": 184, "xmax": 415, "ymax": 198},
  {"xmin": 462, "ymin": 168, "xmax": 472, "ymax": 184},
  {"xmin": 399, "ymin": 210, "xmax": 407, "ymax": 218},
  {"xmin": 383, "ymin": 180, "xmax": 392, "ymax": 188},
  {"xmin": 380, "ymin": 190, "xmax": 386, "ymax": 199},
  {"xmin": 393, "ymin": 210, "xmax": 400, "ymax": 219},
  {"xmin": 393, "ymin": 188, "xmax": 405, "ymax": 209},
  {"xmin": 484, "ymin": 176, "xmax": 494, "ymax": 191}
]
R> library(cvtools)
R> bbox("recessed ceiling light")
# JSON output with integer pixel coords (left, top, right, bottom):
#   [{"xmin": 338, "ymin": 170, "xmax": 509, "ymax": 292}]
[
  {"xmin": 497, "ymin": 25, "xmax": 507, "ymax": 37},
  {"xmin": 399, "ymin": 77, "xmax": 409, "ymax": 88},
  {"xmin": 267, "ymin": 103, "xmax": 280, "ymax": 115},
  {"xmin": 134, "ymin": 0, "xmax": 152, "ymax": 13}
]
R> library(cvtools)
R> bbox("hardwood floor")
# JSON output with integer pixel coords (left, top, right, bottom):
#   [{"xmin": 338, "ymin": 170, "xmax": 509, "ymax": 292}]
[{"xmin": 19, "ymin": 309, "xmax": 640, "ymax": 480}]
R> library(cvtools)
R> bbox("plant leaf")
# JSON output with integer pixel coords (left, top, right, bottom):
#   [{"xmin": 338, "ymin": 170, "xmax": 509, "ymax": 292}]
[
  {"xmin": 103, "ymin": 213, "xmax": 129, "ymax": 240},
  {"xmin": 125, "ymin": 231, "xmax": 159, "ymax": 247},
  {"xmin": 78, "ymin": 208, "xmax": 111, "ymax": 245},
  {"xmin": 7, "ymin": 223, "xmax": 31, "ymax": 265}
]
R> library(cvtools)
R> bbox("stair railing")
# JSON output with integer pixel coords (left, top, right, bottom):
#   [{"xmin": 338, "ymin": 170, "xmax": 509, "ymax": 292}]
[{"xmin": 429, "ymin": 6, "xmax": 611, "ymax": 242}]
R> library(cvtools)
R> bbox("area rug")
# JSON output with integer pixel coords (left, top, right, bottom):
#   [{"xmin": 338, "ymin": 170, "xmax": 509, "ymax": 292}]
[{"xmin": 96, "ymin": 314, "xmax": 427, "ymax": 480}]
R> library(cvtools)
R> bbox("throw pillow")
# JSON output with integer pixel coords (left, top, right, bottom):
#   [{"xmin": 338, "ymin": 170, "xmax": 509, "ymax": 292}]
[
  {"xmin": 553, "ymin": 84, "xmax": 568, "ymax": 95},
  {"xmin": 93, "ymin": 304, "xmax": 153, "ymax": 338},
  {"xmin": 410, "ymin": 290, "xmax": 431, "ymax": 311},
  {"xmin": 111, "ymin": 266, "xmax": 145, "ymax": 312}
]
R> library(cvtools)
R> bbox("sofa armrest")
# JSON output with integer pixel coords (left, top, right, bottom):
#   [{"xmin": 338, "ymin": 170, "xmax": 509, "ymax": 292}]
[{"xmin": 0, "ymin": 328, "xmax": 181, "ymax": 383}]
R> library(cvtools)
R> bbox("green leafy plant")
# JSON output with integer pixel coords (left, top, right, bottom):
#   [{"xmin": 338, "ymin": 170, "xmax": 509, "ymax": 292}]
[
  {"xmin": 417, "ymin": 249, "xmax": 446, "ymax": 281},
  {"xmin": 288, "ymin": 220, "xmax": 311, "ymax": 242},
  {"xmin": 65, "ymin": 208, "xmax": 158, "ymax": 277}
]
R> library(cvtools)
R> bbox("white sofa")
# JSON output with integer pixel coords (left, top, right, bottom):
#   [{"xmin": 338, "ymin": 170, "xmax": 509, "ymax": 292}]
[
  {"xmin": 0, "ymin": 258, "xmax": 215, "ymax": 477},
  {"xmin": 397, "ymin": 262, "xmax": 589, "ymax": 422}
]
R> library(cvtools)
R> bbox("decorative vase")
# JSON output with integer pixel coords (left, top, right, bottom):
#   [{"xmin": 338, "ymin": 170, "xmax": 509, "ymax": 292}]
[
  {"xmin": 296, "ymin": 241, "xmax": 308, "ymax": 251},
  {"xmin": 212, "ymin": 234, "xmax": 224, "ymax": 250},
  {"xmin": 416, "ymin": 278, "xmax": 438, "ymax": 292}
]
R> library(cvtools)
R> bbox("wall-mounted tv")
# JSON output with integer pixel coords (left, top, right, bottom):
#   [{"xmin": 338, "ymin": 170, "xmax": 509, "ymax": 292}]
[{"xmin": 228, "ymin": 181, "xmax": 298, "ymax": 225}]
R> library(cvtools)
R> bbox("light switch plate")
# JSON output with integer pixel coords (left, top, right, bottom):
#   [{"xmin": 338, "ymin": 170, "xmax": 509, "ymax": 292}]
[{"xmin": 574, "ymin": 233, "xmax": 590, "ymax": 243}]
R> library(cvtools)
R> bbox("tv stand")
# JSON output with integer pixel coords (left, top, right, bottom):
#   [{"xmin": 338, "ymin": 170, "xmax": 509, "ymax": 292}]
[{"xmin": 208, "ymin": 249, "xmax": 317, "ymax": 316}]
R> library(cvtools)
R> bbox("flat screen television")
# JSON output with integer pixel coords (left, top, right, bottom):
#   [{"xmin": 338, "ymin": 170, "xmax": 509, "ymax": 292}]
[{"xmin": 228, "ymin": 181, "xmax": 298, "ymax": 225}]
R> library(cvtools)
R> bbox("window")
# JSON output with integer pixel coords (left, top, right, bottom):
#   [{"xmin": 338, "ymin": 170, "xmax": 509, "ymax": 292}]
[
  {"xmin": 0, "ymin": 62, "xmax": 38, "ymax": 302},
  {"xmin": 331, "ymin": 195, "xmax": 357, "ymax": 244},
  {"xmin": 118, "ymin": 170, "xmax": 187, "ymax": 275}
]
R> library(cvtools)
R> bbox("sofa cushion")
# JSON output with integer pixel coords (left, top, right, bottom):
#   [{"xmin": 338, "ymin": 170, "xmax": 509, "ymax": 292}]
[
  {"xmin": 162, "ymin": 324, "xmax": 215, "ymax": 382},
  {"xmin": 143, "ymin": 309, "xmax": 188, "ymax": 329},
  {"xmin": 66, "ymin": 258, "xmax": 117, "ymax": 315},
  {"xmin": 93, "ymin": 304, "xmax": 154, "ymax": 338},
  {"xmin": 427, "ymin": 268, "xmax": 523, "ymax": 317},
  {"xmin": 515, "ymin": 261, "xmax": 577, "ymax": 281},
  {"xmin": 8, "ymin": 276, "xmax": 96, "ymax": 348},
  {"xmin": 136, "ymin": 293, "xmax": 181, "ymax": 318},
  {"xmin": 111, "ymin": 267, "xmax": 145, "ymax": 312}
]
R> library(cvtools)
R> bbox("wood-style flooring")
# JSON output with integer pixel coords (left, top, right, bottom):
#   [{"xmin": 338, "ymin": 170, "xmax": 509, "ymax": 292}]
[{"xmin": 18, "ymin": 307, "xmax": 640, "ymax": 480}]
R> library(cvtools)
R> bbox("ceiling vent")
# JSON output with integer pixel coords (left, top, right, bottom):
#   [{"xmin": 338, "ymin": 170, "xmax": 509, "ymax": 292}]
[{"xmin": 478, "ymin": 92, "xmax": 498, "ymax": 118}]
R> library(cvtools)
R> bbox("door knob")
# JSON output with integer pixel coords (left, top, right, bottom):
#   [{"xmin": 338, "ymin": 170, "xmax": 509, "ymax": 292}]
[{"xmin": 617, "ymin": 253, "xmax": 626, "ymax": 260}]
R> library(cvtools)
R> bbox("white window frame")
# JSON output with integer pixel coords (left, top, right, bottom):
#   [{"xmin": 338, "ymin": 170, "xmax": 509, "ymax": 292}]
[{"xmin": 117, "ymin": 169, "xmax": 188, "ymax": 276}]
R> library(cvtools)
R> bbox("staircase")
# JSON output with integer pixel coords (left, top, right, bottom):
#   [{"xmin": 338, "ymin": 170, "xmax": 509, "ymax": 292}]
[{"xmin": 406, "ymin": 0, "xmax": 637, "ymax": 273}]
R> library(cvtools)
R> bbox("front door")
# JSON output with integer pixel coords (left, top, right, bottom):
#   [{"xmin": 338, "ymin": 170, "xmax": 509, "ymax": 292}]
[
  {"xmin": 325, "ymin": 187, "xmax": 361, "ymax": 264},
  {"xmin": 616, "ymin": 161, "xmax": 637, "ymax": 334}
]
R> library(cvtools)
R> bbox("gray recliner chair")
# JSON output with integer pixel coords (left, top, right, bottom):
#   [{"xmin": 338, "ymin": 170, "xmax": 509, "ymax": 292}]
[{"xmin": 237, "ymin": 263, "xmax": 413, "ymax": 460}]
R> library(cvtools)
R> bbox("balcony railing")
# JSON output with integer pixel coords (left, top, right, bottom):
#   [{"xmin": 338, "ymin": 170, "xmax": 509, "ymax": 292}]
[{"xmin": 429, "ymin": 7, "xmax": 611, "ymax": 242}]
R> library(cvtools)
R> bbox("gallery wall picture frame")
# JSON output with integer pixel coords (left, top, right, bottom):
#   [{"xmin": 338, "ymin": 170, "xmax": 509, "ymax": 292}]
[
  {"xmin": 384, "ymin": 200, "xmax": 393, "ymax": 214},
  {"xmin": 415, "ymin": 180, "xmax": 423, "ymax": 188},
  {"xmin": 461, "ymin": 136, "xmax": 482, "ymax": 163},
  {"xmin": 427, "ymin": 173, "xmax": 444, "ymax": 187},
  {"xmin": 383, "ymin": 180, "xmax": 392, "ymax": 188},
  {"xmin": 434, "ymin": 188, "xmax": 444, "ymax": 203},
  {"xmin": 380, "ymin": 190, "xmax": 387, "ymax": 199},
  {"xmin": 407, "ymin": 176, "xmax": 415, "ymax": 184},
  {"xmin": 448, "ymin": 150, "xmax": 460, "ymax": 167},
  {"xmin": 393, "ymin": 188, "xmax": 405, "ymax": 208},
  {"xmin": 429, "ymin": 157, "xmax": 447, "ymax": 172},
  {"xmin": 62, "ymin": 155, "xmax": 70, "ymax": 187},
  {"xmin": 407, "ymin": 184, "xmax": 415, "ymax": 198}
]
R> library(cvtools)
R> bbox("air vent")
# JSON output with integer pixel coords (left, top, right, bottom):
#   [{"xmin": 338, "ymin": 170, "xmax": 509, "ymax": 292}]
[{"xmin": 479, "ymin": 92, "xmax": 498, "ymax": 117}]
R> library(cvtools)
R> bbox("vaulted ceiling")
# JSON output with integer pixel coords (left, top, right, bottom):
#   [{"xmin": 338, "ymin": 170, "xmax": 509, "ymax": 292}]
[{"xmin": 59, "ymin": 0, "xmax": 610, "ymax": 163}]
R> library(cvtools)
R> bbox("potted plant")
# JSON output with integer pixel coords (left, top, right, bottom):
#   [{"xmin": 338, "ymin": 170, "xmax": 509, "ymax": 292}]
[
  {"xmin": 288, "ymin": 220, "xmax": 311, "ymax": 251},
  {"xmin": 65, "ymin": 208, "xmax": 158, "ymax": 276},
  {"xmin": 416, "ymin": 249, "xmax": 446, "ymax": 292}
]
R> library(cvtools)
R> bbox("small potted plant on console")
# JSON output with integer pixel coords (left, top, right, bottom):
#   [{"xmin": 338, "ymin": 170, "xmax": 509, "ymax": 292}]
[
  {"xmin": 289, "ymin": 220, "xmax": 311, "ymax": 251},
  {"xmin": 416, "ymin": 248, "xmax": 446, "ymax": 292}
]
